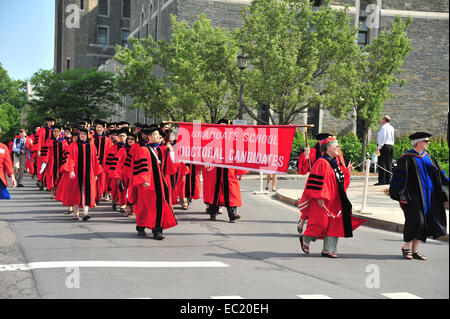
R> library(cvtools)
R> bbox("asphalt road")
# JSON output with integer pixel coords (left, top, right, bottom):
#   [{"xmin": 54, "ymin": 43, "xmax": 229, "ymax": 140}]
[{"xmin": 0, "ymin": 176, "xmax": 448, "ymax": 300}]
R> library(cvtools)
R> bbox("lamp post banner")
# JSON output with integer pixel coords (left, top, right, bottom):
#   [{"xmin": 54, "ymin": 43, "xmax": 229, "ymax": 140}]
[{"xmin": 174, "ymin": 122, "xmax": 297, "ymax": 174}]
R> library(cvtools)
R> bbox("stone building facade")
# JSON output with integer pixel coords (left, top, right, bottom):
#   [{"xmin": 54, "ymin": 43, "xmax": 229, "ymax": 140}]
[
  {"xmin": 68, "ymin": 0, "xmax": 448, "ymax": 140},
  {"xmin": 54, "ymin": 0, "xmax": 131, "ymax": 73}
]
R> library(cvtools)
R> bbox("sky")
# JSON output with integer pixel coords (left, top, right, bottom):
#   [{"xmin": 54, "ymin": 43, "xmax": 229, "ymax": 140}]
[{"xmin": 0, "ymin": 0, "xmax": 55, "ymax": 81}]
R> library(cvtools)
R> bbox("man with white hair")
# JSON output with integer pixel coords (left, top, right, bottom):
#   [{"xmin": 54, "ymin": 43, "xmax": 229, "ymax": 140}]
[{"xmin": 375, "ymin": 115, "xmax": 395, "ymax": 185}]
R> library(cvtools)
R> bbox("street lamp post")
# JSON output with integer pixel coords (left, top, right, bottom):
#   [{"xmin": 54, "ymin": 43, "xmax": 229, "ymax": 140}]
[{"xmin": 237, "ymin": 52, "xmax": 248, "ymax": 120}]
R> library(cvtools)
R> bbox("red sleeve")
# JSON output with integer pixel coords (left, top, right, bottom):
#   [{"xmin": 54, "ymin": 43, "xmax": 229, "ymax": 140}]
[
  {"xmin": 297, "ymin": 148, "xmax": 317, "ymax": 175},
  {"xmin": 302, "ymin": 158, "xmax": 333, "ymax": 202},
  {"xmin": 67, "ymin": 143, "xmax": 78, "ymax": 174},
  {"xmin": 2, "ymin": 145, "xmax": 14, "ymax": 176},
  {"xmin": 90, "ymin": 143, "xmax": 102, "ymax": 177},
  {"xmin": 132, "ymin": 146, "xmax": 153, "ymax": 189}
]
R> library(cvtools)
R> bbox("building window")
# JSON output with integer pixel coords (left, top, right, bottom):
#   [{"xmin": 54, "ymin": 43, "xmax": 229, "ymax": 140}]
[
  {"xmin": 98, "ymin": 0, "xmax": 108, "ymax": 16},
  {"xmin": 98, "ymin": 27, "xmax": 108, "ymax": 45},
  {"xmin": 66, "ymin": 58, "xmax": 71, "ymax": 70},
  {"xmin": 80, "ymin": 0, "xmax": 84, "ymax": 10},
  {"xmin": 122, "ymin": 0, "xmax": 130, "ymax": 18},
  {"xmin": 122, "ymin": 29, "xmax": 129, "ymax": 47},
  {"xmin": 358, "ymin": 17, "xmax": 368, "ymax": 49}
]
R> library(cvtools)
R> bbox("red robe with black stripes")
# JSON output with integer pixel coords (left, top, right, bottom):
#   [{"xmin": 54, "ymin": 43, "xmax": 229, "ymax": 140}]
[
  {"xmin": 201, "ymin": 166, "xmax": 248, "ymax": 207},
  {"xmin": 93, "ymin": 134, "xmax": 113, "ymax": 201},
  {"xmin": 41, "ymin": 138, "xmax": 68, "ymax": 190},
  {"xmin": 132, "ymin": 145, "xmax": 178, "ymax": 230},
  {"xmin": 177, "ymin": 163, "xmax": 201, "ymax": 200},
  {"xmin": 33, "ymin": 126, "xmax": 53, "ymax": 182},
  {"xmin": 299, "ymin": 157, "xmax": 365, "ymax": 238},
  {"xmin": 105, "ymin": 143, "xmax": 126, "ymax": 203},
  {"xmin": 55, "ymin": 144, "xmax": 72, "ymax": 205},
  {"xmin": 297, "ymin": 147, "xmax": 347, "ymax": 175},
  {"xmin": 25, "ymin": 135, "xmax": 35, "ymax": 175},
  {"xmin": 62, "ymin": 142, "xmax": 102, "ymax": 208}
]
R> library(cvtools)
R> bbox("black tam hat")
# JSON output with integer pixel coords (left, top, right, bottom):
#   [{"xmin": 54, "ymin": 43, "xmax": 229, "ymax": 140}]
[
  {"xmin": 78, "ymin": 127, "xmax": 89, "ymax": 135},
  {"xmin": 45, "ymin": 116, "xmax": 56, "ymax": 122},
  {"xmin": 314, "ymin": 133, "xmax": 333, "ymax": 141},
  {"xmin": 94, "ymin": 120, "xmax": 107, "ymax": 128},
  {"xmin": 116, "ymin": 127, "xmax": 129, "ymax": 135},
  {"xmin": 217, "ymin": 118, "xmax": 230, "ymax": 125},
  {"xmin": 408, "ymin": 132, "xmax": 432, "ymax": 140},
  {"xmin": 142, "ymin": 124, "xmax": 159, "ymax": 135}
]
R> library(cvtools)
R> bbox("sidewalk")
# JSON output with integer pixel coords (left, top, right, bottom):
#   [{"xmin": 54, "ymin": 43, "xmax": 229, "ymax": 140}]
[{"xmin": 273, "ymin": 175, "xmax": 449, "ymax": 242}]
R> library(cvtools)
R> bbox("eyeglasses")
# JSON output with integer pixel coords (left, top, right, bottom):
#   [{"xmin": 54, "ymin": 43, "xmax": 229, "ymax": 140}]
[{"xmin": 422, "ymin": 140, "xmax": 431, "ymax": 143}]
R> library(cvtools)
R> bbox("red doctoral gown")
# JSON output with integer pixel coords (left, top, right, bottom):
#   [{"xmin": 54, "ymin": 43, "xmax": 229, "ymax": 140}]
[
  {"xmin": 41, "ymin": 137, "xmax": 69, "ymax": 190},
  {"xmin": 299, "ymin": 157, "xmax": 365, "ymax": 238},
  {"xmin": 0, "ymin": 143, "xmax": 13, "ymax": 187},
  {"xmin": 201, "ymin": 166, "xmax": 248, "ymax": 207},
  {"xmin": 63, "ymin": 142, "xmax": 102, "ymax": 208},
  {"xmin": 132, "ymin": 145, "xmax": 177, "ymax": 230},
  {"xmin": 93, "ymin": 134, "xmax": 113, "ymax": 201}
]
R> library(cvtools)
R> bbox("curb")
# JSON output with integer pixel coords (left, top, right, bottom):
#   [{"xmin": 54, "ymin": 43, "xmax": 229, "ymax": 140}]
[{"xmin": 274, "ymin": 191, "xmax": 449, "ymax": 242}]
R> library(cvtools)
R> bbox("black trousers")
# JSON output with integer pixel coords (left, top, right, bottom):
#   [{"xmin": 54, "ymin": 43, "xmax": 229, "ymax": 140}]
[
  {"xmin": 208, "ymin": 205, "xmax": 237, "ymax": 218},
  {"xmin": 378, "ymin": 144, "xmax": 394, "ymax": 184}
]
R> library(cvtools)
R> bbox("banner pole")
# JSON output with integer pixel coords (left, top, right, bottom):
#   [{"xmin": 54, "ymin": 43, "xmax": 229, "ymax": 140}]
[{"xmin": 253, "ymin": 172, "xmax": 269, "ymax": 195}]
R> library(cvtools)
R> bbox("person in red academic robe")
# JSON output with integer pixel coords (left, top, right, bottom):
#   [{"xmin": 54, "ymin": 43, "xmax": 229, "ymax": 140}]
[
  {"xmin": 296, "ymin": 133, "xmax": 351, "ymax": 234},
  {"xmin": 39, "ymin": 125, "xmax": 69, "ymax": 198},
  {"xmin": 25, "ymin": 132, "xmax": 34, "ymax": 176},
  {"xmin": 200, "ymin": 119, "xmax": 249, "ymax": 222},
  {"xmin": 177, "ymin": 163, "xmax": 201, "ymax": 210},
  {"xmin": 0, "ymin": 130, "xmax": 17, "ymax": 199},
  {"xmin": 30, "ymin": 126, "xmax": 41, "ymax": 179},
  {"xmin": 92, "ymin": 120, "xmax": 113, "ymax": 204},
  {"xmin": 33, "ymin": 117, "xmax": 55, "ymax": 190},
  {"xmin": 116, "ymin": 131, "xmax": 140, "ymax": 216},
  {"xmin": 104, "ymin": 127, "xmax": 128, "ymax": 212},
  {"xmin": 298, "ymin": 136, "xmax": 366, "ymax": 258},
  {"xmin": 201, "ymin": 165, "xmax": 248, "ymax": 222},
  {"xmin": 55, "ymin": 130, "xmax": 78, "ymax": 214},
  {"xmin": 132, "ymin": 126, "xmax": 178, "ymax": 240},
  {"xmin": 64, "ymin": 128, "xmax": 102, "ymax": 221}
]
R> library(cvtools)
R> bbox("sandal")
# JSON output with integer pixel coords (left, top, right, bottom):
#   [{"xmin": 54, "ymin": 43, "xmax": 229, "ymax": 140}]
[
  {"xmin": 412, "ymin": 253, "xmax": 427, "ymax": 261},
  {"xmin": 299, "ymin": 236, "xmax": 309, "ymax": 254},
  {"xmin": 402, "ymin": 247, "xmax": 413, "ymax": 260}
]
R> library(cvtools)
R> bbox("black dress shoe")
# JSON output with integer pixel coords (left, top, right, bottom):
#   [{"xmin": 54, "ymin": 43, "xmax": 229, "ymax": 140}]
[
  {"xmin": 374, "ymin": 182, "xmax": 385, "ymax": 186},
  {"xmin": 18, "ymin": 184, "xmax": 24, "ymax": 187},
  {"xmin": 152, "ymin": 231, "xmax": 164, "ymax": 240},
  {"xmin": 229, "ymin": 214, "xmax": 241, "ymax": 222},
  {"xmin": 82, "ymin": 215, "xmax": 91, "ymax": 222},
  {"xmin": 137, "ymin": 227, "xmax": 146, "ymax": 236}
]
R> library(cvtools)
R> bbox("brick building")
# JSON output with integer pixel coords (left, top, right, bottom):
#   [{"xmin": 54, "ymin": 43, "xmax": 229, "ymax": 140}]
[{"xmin": 54, "ymin": 0, "xmax": 131, "ymax": 73}]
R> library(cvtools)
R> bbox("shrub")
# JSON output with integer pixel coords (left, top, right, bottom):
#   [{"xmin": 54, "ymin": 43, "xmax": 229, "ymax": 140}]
[{"xmin": 338, "ymin": 133, "xmax": 362, "ymax": 165}]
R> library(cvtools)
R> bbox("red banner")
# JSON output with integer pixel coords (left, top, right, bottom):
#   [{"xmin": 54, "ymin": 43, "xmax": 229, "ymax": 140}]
[{"xmin": 174, "ymin": 122, "xmax": 297, "ymax": 174}]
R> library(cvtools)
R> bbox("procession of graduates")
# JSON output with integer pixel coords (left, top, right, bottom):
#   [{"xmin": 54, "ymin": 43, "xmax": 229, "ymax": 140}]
[
  {"xmin": 1, "ymin": 117, "xmax": 248, "ymax": 241},
  {"xmin": 0, "ymin": 116, "xmax": 448, "ymax": 259}
]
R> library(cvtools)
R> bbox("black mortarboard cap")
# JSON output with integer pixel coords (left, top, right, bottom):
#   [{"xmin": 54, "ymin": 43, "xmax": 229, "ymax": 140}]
[
  {"xmin": 408, "ymin": 132, "xmax": 432, "ymax": 140},
  {"xmin": 314, "ymin": 133, "xmax": 333, "ymax": 140}
]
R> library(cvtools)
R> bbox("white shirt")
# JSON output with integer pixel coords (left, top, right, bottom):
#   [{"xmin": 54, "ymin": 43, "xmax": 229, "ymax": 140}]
[{"xmin": 377, "ymin": 123, "xmax": 395, "ymax": 148}]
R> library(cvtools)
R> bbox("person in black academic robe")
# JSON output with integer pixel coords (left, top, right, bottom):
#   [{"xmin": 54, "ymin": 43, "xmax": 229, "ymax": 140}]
[{"xmin": 390, "ymin": 132, "xmax": 449, "ymax": 260}]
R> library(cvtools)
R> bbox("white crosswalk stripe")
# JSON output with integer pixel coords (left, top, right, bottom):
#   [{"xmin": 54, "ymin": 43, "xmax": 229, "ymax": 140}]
[
  {"xmin": 381, "ymin": 292, "xmax": 423, "ymax": 299},
  {"xmin": 211, "ymin": 296, "xmax": 244, "ymax": 299}
]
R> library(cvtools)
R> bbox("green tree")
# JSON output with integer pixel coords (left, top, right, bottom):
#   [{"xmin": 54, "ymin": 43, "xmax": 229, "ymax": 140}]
[
  {"xmin": 27, "ymin": 68, "xmax": 119, "ymax": 126},
  {"xmin": 115, "ymin": 14, "xmax": 241, "ymax": 124},
  {"xmin": 347, "ymin": 16, "xmax": 413, "ymax": 164},
  {"xmin": 234, "ymin": 0, "xmax": 359, "ymax": 125},
  {"xmin": 0, "ymin": 63, "xmax": 25, "ymax": 142}
]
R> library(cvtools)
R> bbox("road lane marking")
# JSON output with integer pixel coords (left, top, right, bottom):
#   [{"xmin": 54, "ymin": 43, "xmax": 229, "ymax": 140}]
[
  {"xmin": 0, "ymin": 261, "xmax": 229, "ymax": 271},
  {"xmin": 297, "ymin": 294, "xmax": 333, "ymax": 299},
  {"xmin": 381, "ymin": 292, "xmax": 423, "ymax": 299}
]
